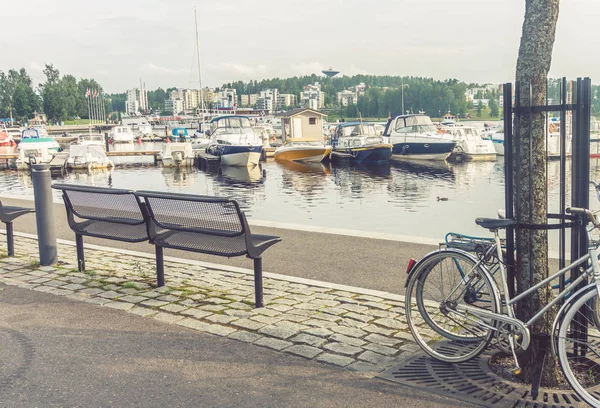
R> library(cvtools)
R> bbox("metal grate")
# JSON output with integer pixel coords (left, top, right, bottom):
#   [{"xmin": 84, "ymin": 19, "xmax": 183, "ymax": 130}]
[{"xmin": 377, "ymin": 351, "xmax": 584, "ymax": 408}]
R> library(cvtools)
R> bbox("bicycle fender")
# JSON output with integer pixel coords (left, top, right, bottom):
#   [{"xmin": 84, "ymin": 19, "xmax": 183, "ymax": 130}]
[
  {"xmin": 404, "ymin": 248, "xmax": 484, "ymax": 288},
  {"xmin": 550, "ymin": 283, "xmax": 597, "ymax": 356}
]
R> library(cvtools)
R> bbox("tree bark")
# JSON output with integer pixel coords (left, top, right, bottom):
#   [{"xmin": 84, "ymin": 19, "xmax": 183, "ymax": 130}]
[{"xmin": 514, "ymin": 0, "xmax": 560, "ymax": 386}]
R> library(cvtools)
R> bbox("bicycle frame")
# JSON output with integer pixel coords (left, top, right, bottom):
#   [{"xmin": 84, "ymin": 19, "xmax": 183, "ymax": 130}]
[{"xmin": 452, "ymin": 229, "xmax": 600, "ymax": 330}]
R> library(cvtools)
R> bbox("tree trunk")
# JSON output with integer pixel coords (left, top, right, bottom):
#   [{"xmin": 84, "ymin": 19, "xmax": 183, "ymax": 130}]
[{"xmin": 514, "ymin": 0, "xmax": 560, "ymax": 386}]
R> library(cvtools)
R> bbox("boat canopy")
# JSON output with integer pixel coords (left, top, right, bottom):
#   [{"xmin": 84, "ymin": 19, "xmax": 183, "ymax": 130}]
[
  {"xmin": 69, "ymin": 144, "xmax": 107, "ymax": 159},
  {"xmin": 171, "ymin": 128, "xmax": 189, "ymax": 136},
  {"xmin": 335, "ymin": 123, "xmax": 378, "ymax": 137},
  {"xmin": 210, "ymin": 116, "xmax": 252, "ymax": 129}
]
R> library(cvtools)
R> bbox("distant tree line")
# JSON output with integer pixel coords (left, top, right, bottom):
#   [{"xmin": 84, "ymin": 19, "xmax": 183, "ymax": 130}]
[{"xmin": 3, "ymin": 66, "xmax": 599, "ymax": 122}]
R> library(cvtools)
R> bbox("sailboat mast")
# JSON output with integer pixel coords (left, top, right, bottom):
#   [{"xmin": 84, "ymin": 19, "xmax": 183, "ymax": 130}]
[{"xmin": 195, "ymin": 9, "xmax": 206, "ymax": 117}]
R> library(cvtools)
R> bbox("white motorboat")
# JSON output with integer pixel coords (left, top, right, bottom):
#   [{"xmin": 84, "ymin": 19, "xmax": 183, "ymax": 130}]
[
  {"xmin": 205, "ymin": 116, "xmax": 263, "ymax": 167},
  {"xmin": 385, "ymin": 114, "xmax": 456, "ymax": 161},
  {"xmin": 16, "ymin": 128, "xmax": 61, "ymax": 169},
  {"xmin": 121, "ymin": 117, "xmax": 153, "ymax": 137},
  {"xmin": 159, "ymin": 142, "xmax": 194, "ymax": 167},
  {"xmin": 109, "ymin": 126, "xmax": 134, "ymax": 143},
  {"xmin": 443, "ymin": 126, "xmax": 496, "ymax": 161},
  {"xmin": 77, "ymin": 132, "xmax": 105, "ymax": 146},
  {"xmin": 67, "ymin": 144, "xmax": 113, "ymax": 170}
]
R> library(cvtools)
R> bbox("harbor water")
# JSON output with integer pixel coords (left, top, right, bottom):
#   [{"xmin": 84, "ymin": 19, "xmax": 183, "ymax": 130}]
[{"xmin": 2, "ymin": 140, "xmax": 600, "ymax": 244}]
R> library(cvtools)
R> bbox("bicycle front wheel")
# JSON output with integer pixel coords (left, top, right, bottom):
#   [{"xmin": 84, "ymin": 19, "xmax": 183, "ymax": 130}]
[
  {"xmin": 557, "ymin": 287, "xmax": 600, "ymax": 407},
  {"xmin": 405, "ymin": 249, "xmax": 500, "ymax": 363}
]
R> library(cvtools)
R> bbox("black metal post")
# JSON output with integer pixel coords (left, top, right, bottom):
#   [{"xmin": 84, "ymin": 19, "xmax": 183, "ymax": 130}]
[
  {"xmin": 558, "ymin": 77, "xmax": 567, "ymax": 293},
  {"xmin": 254, "ymin": 257, "xmax": 264, "ymax": 308},
  {"xmin": 6, "ymin": 222, "xmax": 14, "ymax": 257},
  {"xmin": 76, "ymin": 234, "xmax": 85, "ymax": 271},
  {"xmin": 155, "ymin": 246, "xmax": 165, "ymax": 287},
  {"xmin": 503, "ymin": 83, "xmax": 515, "ymax": 297}
]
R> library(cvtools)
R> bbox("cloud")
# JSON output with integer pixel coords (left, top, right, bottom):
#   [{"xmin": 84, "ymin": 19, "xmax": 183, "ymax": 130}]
[
  {"xmin": 290, "ymin": 62, "xmax": 326, "ymax": 76},
  {"xmin": 207, "ymin": 62, "xmax": 268, "ymax": 76},
  {"xmin": 141, "ymin": 63, "xmax": 185, "ymax": 75}
]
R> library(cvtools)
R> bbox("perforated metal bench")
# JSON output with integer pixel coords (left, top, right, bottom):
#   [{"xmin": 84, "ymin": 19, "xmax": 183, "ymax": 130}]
[
  {"xmin": 0, "ymin": 201, "xmax": 35, "ymax": 256},
  {"xmin": 134, "ymin": 190, "xmax": 281, "ymax": 308},
  {"xmin": 52, "ymin": 184, "xmax": 281, "ymax": 307},
  {"xmin": 51, "ymin": 184, "xmax": 149, "ymax": 272}
]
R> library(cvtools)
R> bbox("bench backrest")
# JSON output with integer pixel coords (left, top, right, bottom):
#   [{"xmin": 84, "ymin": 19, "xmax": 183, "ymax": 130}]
[
  {"xmin": 135, "ymin": 191, "xmax": 246, "ymax": 238},
  {"xmin": 52, "ymin": 184, "xmax": 146, "ymax": 226}
]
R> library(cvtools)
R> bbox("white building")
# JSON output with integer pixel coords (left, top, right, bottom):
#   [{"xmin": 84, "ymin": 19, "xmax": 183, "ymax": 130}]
[
  {"xmin": 164, "ymin": 98, "xmax": 184, "ymax": 114},
  {"xmin": 300, "ymin": 82, "xmax": 325, "ymax": 110},
  {"xmin": 258, "ymin": 89, "xmax": 279, "ymax": 113},
  {"xmin": 277, "ymin": 94, "xmax": 297, "ymax": 109},
  {"xmin": 240, "ymin": 94, "xmax": 259, "ymax": 107},
  {"xmin": 337, "ymin": 89, "xmax": 357, "ymax": 107},
  {"xmin": 125, "ymin": 88, "xmax": 148, "ymax": 115},
  {"xmin": 217, "ymin": 88, "xmax": 237, "ymax": 108}
]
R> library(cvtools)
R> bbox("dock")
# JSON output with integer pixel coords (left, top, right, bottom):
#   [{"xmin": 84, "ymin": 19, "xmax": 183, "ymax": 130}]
[
  {"xmin": 194, "ymin": 151, "xmax": 220, "ymax": 170},
  {"xmin": 47, "ymin": 151, "xmax": 70, "ymax": 174}
]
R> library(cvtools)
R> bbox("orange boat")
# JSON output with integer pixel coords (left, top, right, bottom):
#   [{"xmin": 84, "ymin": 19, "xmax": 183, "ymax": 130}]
[
  {"xmin": 273, "ymin": 138, "xmax": 332, "ymax": 163},
  {"xmin": 0, "ymin": 126, "xmax": 16, "ymax": 147}
]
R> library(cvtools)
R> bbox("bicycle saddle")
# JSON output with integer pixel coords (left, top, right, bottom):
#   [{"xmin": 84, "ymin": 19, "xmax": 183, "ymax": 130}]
[{"xmin": 475, "ymin": 218, "xmax": 514, "ymax": 230}]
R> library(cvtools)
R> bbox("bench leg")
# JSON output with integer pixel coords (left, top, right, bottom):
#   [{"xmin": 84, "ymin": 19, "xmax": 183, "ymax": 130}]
[
  {"xmin": 76, "ymin": 234, "xmax": 85, "ymax": 272},
  {"xmin": 5, "ymin": 222, "xmax": 14, "ymax": 257},
  {"xmin": 155, "ymin": 246, "xmax": 165, "ymax": 287},
  {"xmin": 253, "ymin": 257, "xmax": 264, "ymax": 308}
]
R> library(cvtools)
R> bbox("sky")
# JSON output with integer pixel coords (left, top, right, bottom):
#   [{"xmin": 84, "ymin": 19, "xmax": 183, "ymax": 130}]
[{"xmin": 1, "ymin": 0, "xmax": 597, "ymax": 93}]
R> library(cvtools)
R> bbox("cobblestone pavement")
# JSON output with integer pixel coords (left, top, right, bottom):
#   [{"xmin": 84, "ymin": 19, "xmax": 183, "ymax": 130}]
[{"xmin": 0, "ymin": 234, "xmax": 421, "ymax": 374}]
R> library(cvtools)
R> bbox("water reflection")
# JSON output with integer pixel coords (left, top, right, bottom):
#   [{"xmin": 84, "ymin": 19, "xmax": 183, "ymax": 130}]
[
  {"xmin": 162, "ymin": 167, "xmax": 193, "ymax": 188},
  {"xmin": 278, "ymin": 160, "xmax": 331, "ymax": 198},
  {"xmin": 216, "ymin": 165, "xmax": 265, "ymax": 186},
  {"xmin": 7, "ymin": 156, "xmax": 600, "ymax": 242}
]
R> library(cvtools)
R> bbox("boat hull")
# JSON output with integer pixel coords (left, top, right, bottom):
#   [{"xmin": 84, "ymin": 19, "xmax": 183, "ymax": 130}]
[
  {"xmin": 391, "ymin": 142, "xmax": 455, "ymax": 161},
  {"xmin": 274, "ymin": 146, "xmax": 332, "ymax": 163},
  {"xmin": 332, "ymin": 144, "xmax": 392, "ymax": 162},
  {"xmin": 208, "ymin": 144, "xmax": 263, "ymax": 167}
]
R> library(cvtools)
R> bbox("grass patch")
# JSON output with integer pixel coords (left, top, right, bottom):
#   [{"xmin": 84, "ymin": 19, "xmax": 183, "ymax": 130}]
[
  {"xmin": 84, "ymin": 269, "xmax": 97, "ymax": 276},
  {"xmin": 27, "ymin": 260, "xmax": 40, "ymax": 269},
  {"xmin": 121, "ymin": 281, "xmax": 139, "ymax": 290}
]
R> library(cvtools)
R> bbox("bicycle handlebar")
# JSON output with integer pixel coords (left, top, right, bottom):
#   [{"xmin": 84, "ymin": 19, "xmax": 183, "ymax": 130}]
[{"xmin": 566, "ymin": 207, "xmax": 600, "ymax": 228}]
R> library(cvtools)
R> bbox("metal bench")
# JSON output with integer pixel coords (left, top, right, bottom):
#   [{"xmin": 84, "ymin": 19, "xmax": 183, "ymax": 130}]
[
  {"xmin": 0, "ymin": 201, "xmax": 35, "ymax": 256},
  {"xmin": 51, "ymin": 184, "xmax": 150, "ymax": 272},
  {"xmin": 134, "ymin": 190, "xmax": 281, "ymax": 308},
  {"xmin": 52, "ymin": 184, "xmax": 281, "ymax": 307}
]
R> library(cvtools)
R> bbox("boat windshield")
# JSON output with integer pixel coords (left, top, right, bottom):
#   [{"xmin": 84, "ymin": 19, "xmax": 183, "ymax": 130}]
[
  {"xmin": 340, "ymin": 124, "xmax": 377, "ymax": 137},
  {"xmin": 212, "ymin": 117, "xmax": 252, "ymax": 132},
  {"xmin": 394, "ymin": 116, "xmax": 438, "ymax": 133},
  {"xmin": 287, "ymin": 141, "xmax": 323, "ymax": 147}
]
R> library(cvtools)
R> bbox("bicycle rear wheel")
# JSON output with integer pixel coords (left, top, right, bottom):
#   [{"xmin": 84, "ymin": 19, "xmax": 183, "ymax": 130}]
[
  {"xmin": 557, "ymin": 287, "xmax": 600, "ymax": 407},
  {"xmin": 405, "ymin": 249, "xmax": 500, "ymax": 363}
]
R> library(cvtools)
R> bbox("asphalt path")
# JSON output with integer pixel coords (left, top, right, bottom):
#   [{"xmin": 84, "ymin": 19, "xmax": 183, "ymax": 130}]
[
  {"xmin": 0, "ymin": 283, "xmax": 470, "ymax": 408},
  {"xmin": 1, "ymin": 196, "xmax": 437, "ymax": 292}
]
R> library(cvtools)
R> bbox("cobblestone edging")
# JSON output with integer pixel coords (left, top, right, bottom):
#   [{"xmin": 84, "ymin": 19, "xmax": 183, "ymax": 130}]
[{"xmin": 0, "ymin": 234, "xmax": 420, "ymax": 373}]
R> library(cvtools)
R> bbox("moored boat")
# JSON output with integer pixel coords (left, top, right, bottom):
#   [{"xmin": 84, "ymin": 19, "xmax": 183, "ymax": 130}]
[
  {"xmin": 443, "ymin": 126, "xmax": 496, "ymax": 161},
  {"xmin": 108, "ymin": 126, "xmax": 134, "ymax": 143},
  {"xmin": 274, "ymin": 138, "xmax": 332, "ymax": 163},
  {"xmin": 16, "ymin": 128, "xmax": 61, "ymax": 169},
  {"xmin": 0, "ymin": 125, "xmax": 16, "ymax": 147},
  {"xmin": 385, "ymin": 114, "xmax": 456, "ymax": 161},
  {"xmin": 330, "ymin": 122, "xmax": 392, "ymax": 162},
  {"xmin": 67, "ymin": 144, "xmax": 113, "ymax": 170},
  {"xmin": 159, "ymin": 142, "xmax": 194, "ymax": 167},
  {"xmin": 205, "ymin": 115, "xmax": 263, "ymax": 167}
]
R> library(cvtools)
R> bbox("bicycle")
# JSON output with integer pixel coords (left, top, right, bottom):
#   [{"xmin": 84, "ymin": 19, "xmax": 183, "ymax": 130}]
[{"xmin": 405, "ymin": 206, "xmax": 600, "ymax": 407}]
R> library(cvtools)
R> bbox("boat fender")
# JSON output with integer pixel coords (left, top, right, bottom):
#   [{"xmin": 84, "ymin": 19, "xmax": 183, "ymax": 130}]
[{"xmin": 402, "ymin": 145, "xmax": 409, "ymax": 155}]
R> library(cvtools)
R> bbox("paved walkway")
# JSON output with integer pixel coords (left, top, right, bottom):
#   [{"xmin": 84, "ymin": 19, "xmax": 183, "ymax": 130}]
[{"xmin": 0, "ymin": 233, "xmax": 422, "ymax": 375}]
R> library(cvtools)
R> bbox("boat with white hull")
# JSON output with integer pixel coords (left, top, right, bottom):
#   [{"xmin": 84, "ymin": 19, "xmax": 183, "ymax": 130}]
[
  {"xmin": 109, "ymin": 126, "xmax": 134, "ymax": 143},
  {"xmin": 385, "ymin": 114, "xmax": 456, "ymax": 161},
  {"xmin": 205, "ymin": 116, "xmax": 263, "ymax": 167},
  {"xmin": 444, "ymin": 126, "xmax": 496, "ymax": 161}
]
